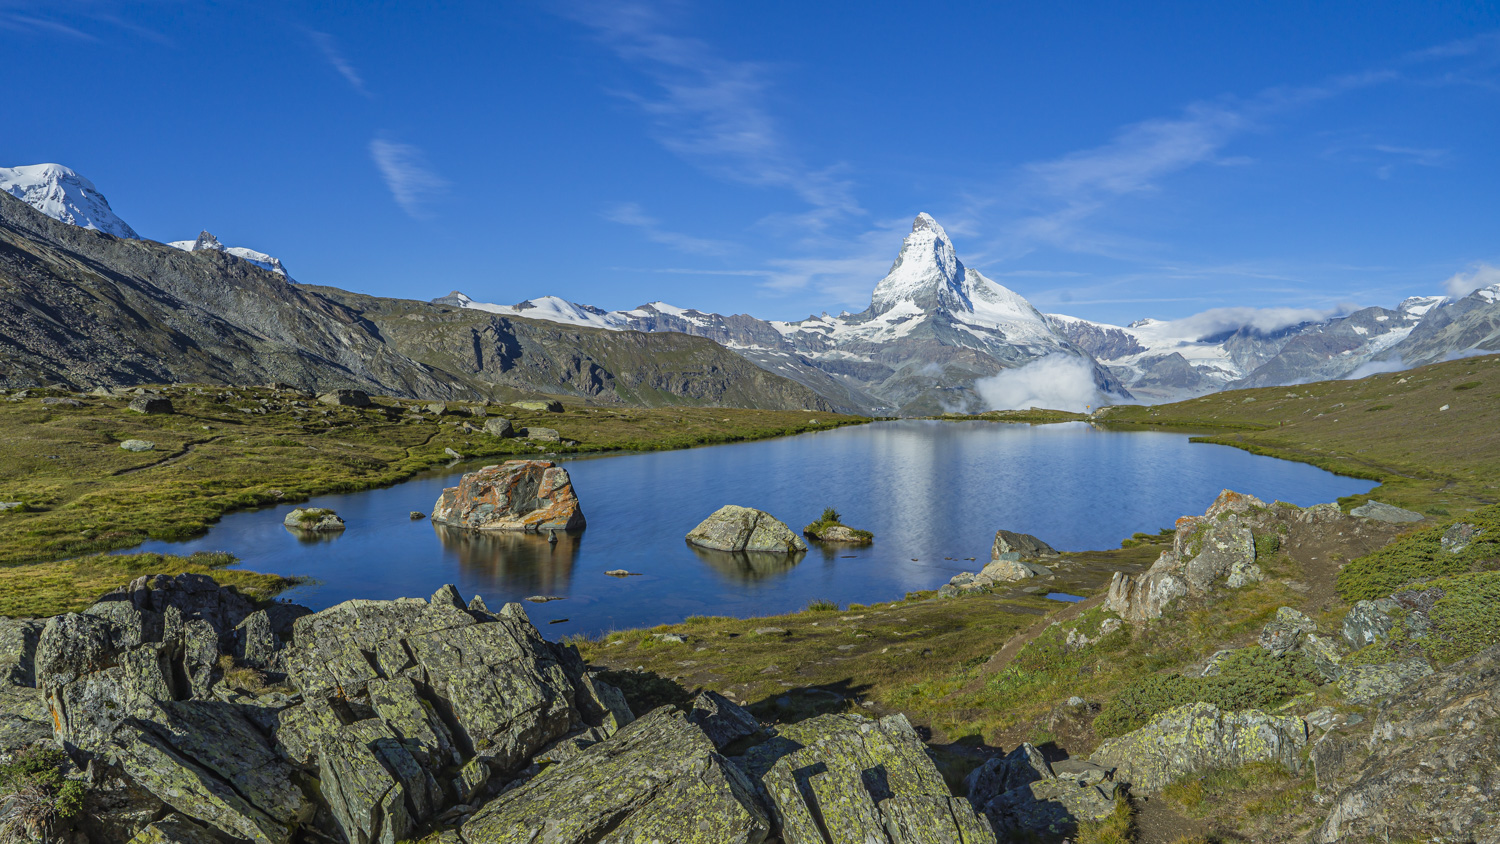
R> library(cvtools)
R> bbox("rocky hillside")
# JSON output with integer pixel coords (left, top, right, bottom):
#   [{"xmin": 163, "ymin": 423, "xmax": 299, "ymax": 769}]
[{"xmin": 0, "ymin": 191, "xmax": 833, "ymax": 411}]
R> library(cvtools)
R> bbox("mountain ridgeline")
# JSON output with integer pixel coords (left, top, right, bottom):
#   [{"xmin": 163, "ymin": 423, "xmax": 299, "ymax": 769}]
[{"xmin": 0, "ymin": 190, "xmax": 836, "ymax": 411}]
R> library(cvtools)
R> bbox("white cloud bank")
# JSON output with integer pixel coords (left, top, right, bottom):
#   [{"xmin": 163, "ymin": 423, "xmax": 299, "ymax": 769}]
[
  {"xmin": 1443, "ymin": 262, "xmax": 1500, "ymax": 298},
  {"xmin": 1160, "ymin": 305, "xmax": 1349, "ymax": 341},
  {"xmin": 975, "ymin": 354, "xmax": 1107, "ymax": 413}
]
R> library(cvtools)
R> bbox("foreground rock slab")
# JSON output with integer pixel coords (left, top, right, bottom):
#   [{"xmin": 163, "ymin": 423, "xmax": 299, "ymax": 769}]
[
  {"xmin": 431, "ymin": 460, "xmax": 585, "ymax": 532},
  {"xmin": 461, "ymin": 707, "xmax": 771, "ymax": 844},
  {"xmin": 687, "ymin": 505, "xmax": 807, "ymax": 553},
  {"xmin": 1315, "ymin": 643, "xmax": 1500, "ymax": 844}
]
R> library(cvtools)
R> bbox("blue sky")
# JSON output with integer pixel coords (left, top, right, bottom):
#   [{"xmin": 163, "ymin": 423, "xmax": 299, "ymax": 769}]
[{"xmin": 4, "ymin": 1, "xmax": 1498, "ymax": 327}]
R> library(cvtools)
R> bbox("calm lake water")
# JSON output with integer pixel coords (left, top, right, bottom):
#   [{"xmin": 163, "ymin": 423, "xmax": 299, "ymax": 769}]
[{"xmin": 125, "ymin": 421, "xmax": 1375, "ymax": 634}]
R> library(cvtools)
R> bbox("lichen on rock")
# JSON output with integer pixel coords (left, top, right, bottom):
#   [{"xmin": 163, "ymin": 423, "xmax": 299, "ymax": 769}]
[{"xmin": 430, "ymin": 460, "xmax": 585, "ymax": 533}]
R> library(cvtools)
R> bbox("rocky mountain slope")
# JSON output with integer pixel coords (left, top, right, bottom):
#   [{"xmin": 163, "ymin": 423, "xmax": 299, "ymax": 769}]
[
  {"xmin": 0, "ymin": 190, "xmax": 835, "ymax": 411},
  {"xmin": 1052, "ymin": 289, "xmax": 1500, "ymax": 400},
  {"xmin": 447, "ymin": 214, "xmax": 1129, "ymax": 415},
  {"xmin": 168, "ymin": 231, "xmax": 293, "ymax": 279}
]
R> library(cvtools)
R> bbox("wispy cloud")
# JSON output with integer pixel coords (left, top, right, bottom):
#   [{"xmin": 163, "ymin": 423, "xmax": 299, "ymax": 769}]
[
  {"xmin": 560, "ymin": 2, "xmax": 860, "ymax": 231},
  {"xmin": 306, "ymin": 29, "xmax": 372, "ymax": 99},
  {"xmin": 0, "ymin": 1, "xmax": 170, "ymax": 43},
  {"xmin": 369, "ymin": 138, "xmax": 448, "ymax": 218},
  {"xmin": 603, "ymin": 202, "xmax": 734, "ymax": 256}
]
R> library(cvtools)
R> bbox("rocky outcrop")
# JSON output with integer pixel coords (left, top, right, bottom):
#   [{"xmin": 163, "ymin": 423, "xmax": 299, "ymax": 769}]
[
  {"xmin": 686, "ymin": 506, "xmax": 807, "ymax": 554},
  {"xmin": 1089, "ymin": 702, "xmax": 1308, "ymax": 793},
  {"xmin": 965, "ymin": 743, "xmax": 1120, "ymax": 838},
  {"xmin": 128, "ymin": 396, "xmax": 172, "ymax": 414},
  {"xmin": 461, "ymin": 707, "xmax": 771, "ymax": 843},
  {"xmin": 0, "ymin": 617, "xmax": 41, "ymax": 686},
  {"xmin": 1315, "ymin": 644, "xmax": 1500, "ymax": 843},
  {"xmin": 736, "ymin": 713, "xmax": 995, "ymax": 844},
  {"xmin": 1105, "ymin": 490, "xmax": 1306, "ymax": 623},
  {"xmin": 992, "ymin": 530, "xmax": 1058, "ymax": 560},
  {"xmin": 431, "ymin": 460, "xmax": 585, "ymax": 532},
  {"xmin": 17, "ymin": 577, "xmax": 635, "ymax": 843},
  {"xmin": 280, "ymin": 507, "xmax": 345, "ymax": 532}
]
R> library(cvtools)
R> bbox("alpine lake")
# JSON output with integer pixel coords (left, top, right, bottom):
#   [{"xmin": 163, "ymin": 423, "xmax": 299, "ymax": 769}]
[{"xmin": 123, "ymin": 420, "xmax": 1376, "ymax": 635}]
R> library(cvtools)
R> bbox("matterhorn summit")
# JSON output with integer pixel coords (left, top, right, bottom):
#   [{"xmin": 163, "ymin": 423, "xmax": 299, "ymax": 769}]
[{"xmin": 0, "ymin": 163, "xmax": 140, "ymax": 239}]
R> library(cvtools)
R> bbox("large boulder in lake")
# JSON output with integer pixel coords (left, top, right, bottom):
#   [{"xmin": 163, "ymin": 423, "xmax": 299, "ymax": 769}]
[
  {"xmin": 431, "ymin": 460, "xmax": 585, "ymax": 532},
  {"xmin": 686, "ymin": 505, "xmax": 807, "ymax": 554}
]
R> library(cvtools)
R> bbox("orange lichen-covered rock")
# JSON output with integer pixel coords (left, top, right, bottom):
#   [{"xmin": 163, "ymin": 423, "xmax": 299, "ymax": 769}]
[{"xmin": 431, "ymin": 460, "xmax": 585, "ymax": 532}]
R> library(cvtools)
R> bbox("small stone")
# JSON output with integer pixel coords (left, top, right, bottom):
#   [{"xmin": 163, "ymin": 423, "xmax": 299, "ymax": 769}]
[
  {"xmin": 604, "ymin": 570, "xmax": 641, "ymax": 577},
  {"xmin": 119, "ymin": 439, "xmax": 156, "ymax": 452},
  {"xmin": 651, "ymin": 633, "xmax": 687, "ymax": 644},
  {"xmin": 525, "ymin": 596, "xmax": 564, "ymax": 603},
  {"xmin": 410, "ymin": 511, "xmax": 425, "ymax": 520}
]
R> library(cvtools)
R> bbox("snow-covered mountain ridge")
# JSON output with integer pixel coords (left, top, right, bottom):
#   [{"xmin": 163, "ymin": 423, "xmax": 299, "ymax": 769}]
[
  {"xmin": 0, "ymin": 164, "xmax": 139, "ymax": 239},
  {"xmin": 2, "ymin": 162, "xmax": 291, "ymax": 279}
]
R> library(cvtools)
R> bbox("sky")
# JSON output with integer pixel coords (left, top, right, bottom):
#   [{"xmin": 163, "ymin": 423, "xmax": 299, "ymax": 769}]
[{"xmin": 4, "ymin": 1, "xmax": 1499, "ymax": 328}]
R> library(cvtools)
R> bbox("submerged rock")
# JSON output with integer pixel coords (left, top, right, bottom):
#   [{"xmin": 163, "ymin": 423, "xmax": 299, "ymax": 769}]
[
  {"xmin": 1089, "ymin": 702, "xmax": 1307, "ymax": 793},
  {"xmin": 281, "ymin": 507, "xmax": 345, "ymax": 532},
  {"xmin": 431, "ymin": 460, "xmax": 585, "ymax": 532},
  {"xmin": 686, "ymin": 505, "xmax": 807, "ymax": 554}
]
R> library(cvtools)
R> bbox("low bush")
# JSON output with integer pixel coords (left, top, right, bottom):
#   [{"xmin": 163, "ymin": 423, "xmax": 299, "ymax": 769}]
[
  {"xmin": 1336, "ymin": 504, "xmax": 1500, "ymax": 601},
  {"xmin": 0, "ymin": 746, "xmax": 86, "ymax": 841},
  {"xmin": 1094, "ymin": 649, "xmax": 1322, "ymax": 738}
]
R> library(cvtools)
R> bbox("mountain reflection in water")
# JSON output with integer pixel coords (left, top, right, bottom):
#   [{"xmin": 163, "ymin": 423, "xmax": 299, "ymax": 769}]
[{"xmin": 432, "ymin": 525, "xmax": 581, "ymax": 594}]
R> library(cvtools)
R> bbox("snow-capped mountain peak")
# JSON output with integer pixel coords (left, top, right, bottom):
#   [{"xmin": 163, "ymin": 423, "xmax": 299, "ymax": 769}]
[
  {"xmin": 870, "ymin": 213, "xmax": 963, "ymax": 314},
  {"xmin": 167, "ymin": 230, "xmax": 292, "ymax": 279},
  {"xmin": 0, "ymin": 163, "xmax": 140, "ymax": 239}
]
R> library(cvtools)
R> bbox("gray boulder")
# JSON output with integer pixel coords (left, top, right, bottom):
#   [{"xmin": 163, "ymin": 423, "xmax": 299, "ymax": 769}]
[
  {"xmin": 316, "ymin": 389, "xmax": 370, "ymax": 407},
  {"xmin": 461, "ymin": 707, "xmax": 772, "ymax": 844},
  {"xmin": 686, "ymin": 505, "xmax": 808, "ymax": 554},
  {"xmin": 992, "ymin": 530, "xmax": 1058, "ymax": 560},
  {"xmin": 687, "ymin": 691, "xmax": 763, "ymax": 750},
  {"xmin": 522, "ymin": 426, "xmax": 561, "ymax": 442},
  {"xmin": 1259, "ymin": 606, "xmax": 1317, "ymax": 656},
  {"xmin": 129, "ymin": 396, "xmax": 174, "ymax": 414},
  {"xmin": 1342, "ymin": 598, "xmax": 1400, "ymax": 648},
  {"xmin": 1090, "ymin": 702, "xmax": 1307, "ymax": 793},
  {"xmin": 125, "ymin": 814, "xmax": 225, "ymax": 844},
  {"xmin": 1350, "ymin": 500, "xmax": 1423, "ymax": 523},
  {"xmin": 120, "ymin": 439, "xmax": 156, "ymax": 452},
  {"xmin": 0, "ymin": 617, "xmax": 42, "ymax": 686},
  {"xmin": 510, "ymin": 399, "xmax": 564, "ymax": 412},
  {"xmin": 483, "ymin": 417, "xmax": 515, "ymax": 438}
]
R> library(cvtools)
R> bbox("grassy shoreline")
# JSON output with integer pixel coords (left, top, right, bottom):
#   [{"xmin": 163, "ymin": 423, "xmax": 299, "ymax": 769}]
[{"xmin": 0, "ymin": 383, "xmax": 869, "ymax": 615}]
